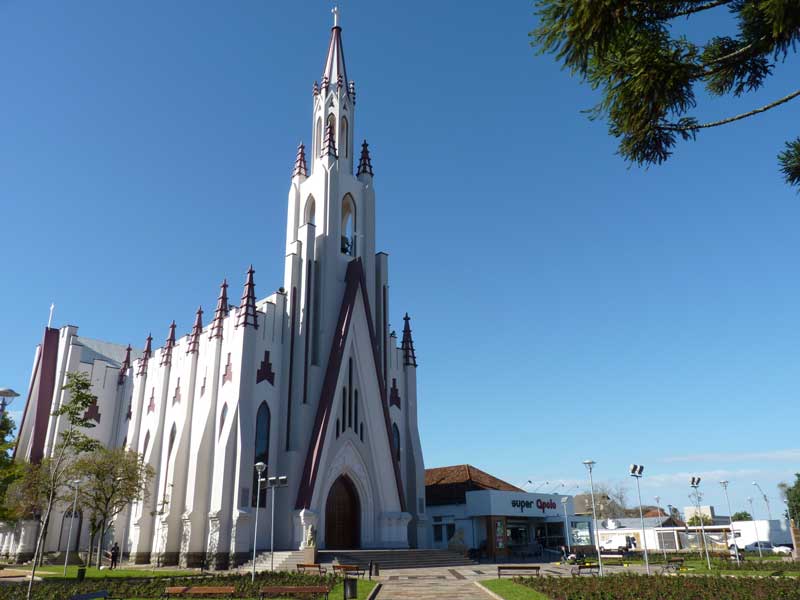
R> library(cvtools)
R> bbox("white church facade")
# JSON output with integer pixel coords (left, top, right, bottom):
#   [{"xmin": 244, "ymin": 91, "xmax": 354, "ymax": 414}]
[{"xmin": 4, "ymin": 14, "xmax": 428, "ymax": 568}]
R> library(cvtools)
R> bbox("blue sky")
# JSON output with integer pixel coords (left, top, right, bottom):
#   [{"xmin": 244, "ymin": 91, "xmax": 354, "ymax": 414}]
[{"xmin": 1, "ymin": 1, "xmax": 798, "ymax": 518}]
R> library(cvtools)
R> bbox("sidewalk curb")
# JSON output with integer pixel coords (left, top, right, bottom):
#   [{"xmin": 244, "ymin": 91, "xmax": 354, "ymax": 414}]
[
  {"xmin": 367, "ymin": 581, "xmax": 382, "ymax": 599},
  {"xmin": 475, "ymin": 580, "xmax": 503, "ymax": 599}
]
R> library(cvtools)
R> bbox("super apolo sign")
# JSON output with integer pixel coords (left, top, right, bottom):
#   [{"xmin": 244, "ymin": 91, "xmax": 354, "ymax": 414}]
[{"xmin": 511, "ymin": 498, "xmax": 558, "ymax": 514}]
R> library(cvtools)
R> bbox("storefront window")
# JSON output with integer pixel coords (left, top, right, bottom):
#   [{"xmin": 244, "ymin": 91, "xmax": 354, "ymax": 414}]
[
  {"xmin": 506, "ymin": 519, "xmax": 530, "ymax": 547},
  {"xmin": 494, "ymin": 519, "xmax": 505, "ymax": 549},
  {"xmin": 571, "ymin": 521, "xmax": 591, "ymax": 545}
]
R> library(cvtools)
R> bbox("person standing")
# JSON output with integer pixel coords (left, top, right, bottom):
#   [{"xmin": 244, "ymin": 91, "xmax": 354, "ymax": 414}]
[{"xmin": 110, "ymin": 543, "xmax": 120, "ymax": 570}]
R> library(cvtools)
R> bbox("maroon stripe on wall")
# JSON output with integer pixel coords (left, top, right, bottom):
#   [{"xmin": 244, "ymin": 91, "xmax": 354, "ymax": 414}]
[
  {"xmin": 295, "ymin": 259, "xmax": 407, "ymax": 512},
  {"xmin": 30, "ymin": 327, "xmax": 60, "ymax": 463}
]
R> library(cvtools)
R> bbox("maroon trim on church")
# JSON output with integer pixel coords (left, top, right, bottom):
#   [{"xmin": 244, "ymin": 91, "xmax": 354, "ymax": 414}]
[
  {"xmin": 237, "ymin": 265, "xmax": 259, "ymax": 329},
  {"xmin": 285, "ymin": 286, "xmax": 298, "ymax": 451},
  {"xmin": 256, "ymin": 351, "xmax": 275, "ymax": 385},
  {"xmin": 389, "ymin": 378, "xmax": 401, "ymax": 409},
  {"xmin": 294, "ymin": 258, "xmax": 407, "ymax": 512},
  {"xmin": 187, "ymin": 307, "xmax": 203, "ymax": 354},
  {"xmin": 29, "ymin": 327, "xmax": 59, "ymax": 463},
  {"xmin": 118, "ymin": 344, "xmax": 132, "ymax": 385}
]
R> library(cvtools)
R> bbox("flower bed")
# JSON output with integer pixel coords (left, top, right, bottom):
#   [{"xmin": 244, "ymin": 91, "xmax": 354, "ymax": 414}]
[
  {"xmin": 517, "ymin": 573, "xmax": 800, "ymax": 600},
  {"xmin": 2, "ymin": 570, "xmax": 331, "ymax": 600}
]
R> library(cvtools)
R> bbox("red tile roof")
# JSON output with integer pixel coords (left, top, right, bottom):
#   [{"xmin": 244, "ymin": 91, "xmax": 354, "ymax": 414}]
[{"xmin": 425, "ymin": 464, "xmax": 522, "ymax": 492}]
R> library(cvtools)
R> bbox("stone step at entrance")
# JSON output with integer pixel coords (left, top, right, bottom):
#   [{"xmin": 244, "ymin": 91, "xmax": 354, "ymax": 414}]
[
  {"xmin": 318, "ymin": 549, "xmax": 477, "ymax": 570},
  {"xmin": 241, "ymin": 550, "xmax": 308, "ymax": 573}
]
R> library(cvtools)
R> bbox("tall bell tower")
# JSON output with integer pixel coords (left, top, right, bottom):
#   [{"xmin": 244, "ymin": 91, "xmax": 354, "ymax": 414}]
[{"xmin": 282, "ymin": 7, "xmax": 378, "ymax": 452}]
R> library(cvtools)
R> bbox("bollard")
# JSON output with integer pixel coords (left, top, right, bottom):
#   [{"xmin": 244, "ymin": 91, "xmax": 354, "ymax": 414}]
[{"xmin": 373, "ymin": 562, "xmax": 380, "ymax": 576}]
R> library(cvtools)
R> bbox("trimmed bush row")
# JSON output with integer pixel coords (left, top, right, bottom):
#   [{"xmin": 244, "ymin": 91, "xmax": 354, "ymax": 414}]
[
  {"xmin": 518, "ymin": 573, "xmax": 800, "ymax": 600},
  {"xmin": 2, "ymin": 571, "xmax": 331, "ymax": 600}
]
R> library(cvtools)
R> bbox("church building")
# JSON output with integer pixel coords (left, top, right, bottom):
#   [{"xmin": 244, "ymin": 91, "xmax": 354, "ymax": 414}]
[{"xmin": 4, "ymin": 12, "xmax": 428, "ymax": 568}]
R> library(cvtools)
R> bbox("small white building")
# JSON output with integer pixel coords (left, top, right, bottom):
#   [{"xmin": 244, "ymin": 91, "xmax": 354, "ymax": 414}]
[{"xmin": 425, "ymin": 465, "xmax": 593, "ymax": 560}]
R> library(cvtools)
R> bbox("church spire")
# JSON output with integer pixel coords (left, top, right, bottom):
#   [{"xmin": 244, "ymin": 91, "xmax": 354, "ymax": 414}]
[
  {"xmin": 137, "ymin": 333, "xmax": 153, "ymax": 376},
  {"xmin": 161, "ymin": 320, "xmax": 177, "ymax": 366},
  {"xmin": 210, "ymin": 279, "xmax": 229, "ymax": 340},
  {"xmin": 322, "ymin": 6, "xmax": 348, "ymax": 91},
  {"xmin": 237, "ymin": 265, "xmax": 258, "ymax": 329},
  {"xmin": 402, "ymin": 313, "xmax": 418, "ymax": 367},
  {"xmin": 187, "ymin": 306, "xmax": 203, "ymax": 354},
  {"xmin": 357, "ymin": 140, "xmax": 373, "ymax": 177},
  {"xmin": 118, "ymin": 344, "xmax": 132, "ymax": 385},
  {"xmin": 292, "ymin": 143, "xmax": 308, "ymax": 178}
]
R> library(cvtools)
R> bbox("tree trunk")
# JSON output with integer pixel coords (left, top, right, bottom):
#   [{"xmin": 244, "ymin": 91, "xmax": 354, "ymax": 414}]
[
  {"xmin": 87, "ymin": 528, "xmax": 96, "ymax": 570},
  {"xmin": 26, "ymin": 494, "xmax": 55, "ymax": 600},
  {"xmin": 96, "ymin": 521, "xmax": 106, "ymax": 569}
]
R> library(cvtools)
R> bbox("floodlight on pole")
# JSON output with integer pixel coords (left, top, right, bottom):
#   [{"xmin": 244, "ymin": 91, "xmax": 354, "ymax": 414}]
[
  {"xmin": 689, "ymin": 477, "xmax": 712, "ymax": 569},
  {"xmin": 719, "ymin": 480, "xmax": 740, "ymax": 566},
  {"xmin": 252, "ymin": 462, "xmax": 267, "ymax": 582},
  {"xmin": 753, "ymin": 481, "xmax": 772, "ymax": 520},
  {"xmin": 582, "ymin": 460, "xmax": 604, "ymax": 576},
  {"xmin": 0, "ymin": 388, "xmax": 19, "ymax": 416},
  {"xmin": 629, "ymin": 464, "xmax": 650, "ymax": 575}
]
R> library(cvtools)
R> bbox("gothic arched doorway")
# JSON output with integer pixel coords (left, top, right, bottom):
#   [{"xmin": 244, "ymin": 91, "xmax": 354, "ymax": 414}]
[{"xmin": 325, "ymin": 475, "xmax": 360, "ymax": 549}]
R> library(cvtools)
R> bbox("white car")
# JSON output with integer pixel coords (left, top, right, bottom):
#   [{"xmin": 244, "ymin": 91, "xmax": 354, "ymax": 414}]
[{"xmin": 739, "ymin": 541, "xmax": 793, "ymax": 555}]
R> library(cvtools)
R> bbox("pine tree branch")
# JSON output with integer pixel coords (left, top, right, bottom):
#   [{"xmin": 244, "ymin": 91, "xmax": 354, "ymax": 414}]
[
  {"xmin": 666, "ymin": 88, "xmax": 800, "ymax": 130},
  {"xmin": 669, "ymin": 0, "xmax": 733, "ymax": 18}
]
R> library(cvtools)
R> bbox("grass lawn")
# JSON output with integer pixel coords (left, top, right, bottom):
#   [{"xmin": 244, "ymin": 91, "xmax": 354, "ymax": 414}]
[
  {"xmin": 121, "ymin": 579, "xmax": 377, "ymax": 599},
  {"xmin": 481, "ymin": 579, "xmax": 550, "ymax": 600},
  {"xmin": 35, "ymin": 565, "xmax": 200, "ymax": 579}
]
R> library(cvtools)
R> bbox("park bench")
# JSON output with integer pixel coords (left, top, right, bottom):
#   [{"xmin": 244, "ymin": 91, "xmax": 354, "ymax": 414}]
[
  {"xmin": 497, "ymin": 565, "xmax": 540, "ymax": 578},
  {"xmin": 68, "ymin": 592, "xmax": 119, "ymax": 600},
  {"xmin": 332, "ymin": 564, "xmax": 365, "ymax": 578},
  {"xmin": 660, "ymin": 558, "xmax": 685, "ymax": 574},
  {"xmin": 571, "ymin": 564, "xmax": 599, "ymax": 576},
  {"xmin": 296, "ymin": 563, "xmax": 327, "ymax": 575},
  {"xmin": 163, "ymin": 586, "xmax": 237, "ymax": 598},
  {"xmin": 260, "ymin": 585, "xmax": 331, "ymax": 599}
]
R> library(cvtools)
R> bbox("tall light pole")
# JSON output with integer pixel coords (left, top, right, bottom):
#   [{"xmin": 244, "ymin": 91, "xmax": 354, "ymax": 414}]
[
  {"xmin": 63, "ymin": 479, "xmax": 81, "ymax": 576},
  {"xmin": 252, "ymin": 462, "xmax": 266, "ymax": 582},
  {"xmin": 747, "ymin": 496, "xmax": 763, "ymax": 558},
  {"xmin": 560, "ymin": 496, "xmax": 571, "ymax": 554},
  {"xmin": 629, "ymin": 464, "xmax": 650, "ymax": 575},
  {"xmin": 719, "ymin": 481, "xmax": 740, "ymax": 566},
  {"xmin": 267, "ymin": 475, "xmax": 288, "ymax": 571},
  {"xmin": 654, "ymin": 495, "xmax": 668, "ymax": 562},
  {"xmin": 753, "ymin": 481, "xmax": 772, "ymax": 520},
  {"xmin": 689, "ymin": 477, "xmax": 711, "ymax": 570},
  {"xmin": 583, "ymin": 460, "xmax": 603, "ymax": 576}
]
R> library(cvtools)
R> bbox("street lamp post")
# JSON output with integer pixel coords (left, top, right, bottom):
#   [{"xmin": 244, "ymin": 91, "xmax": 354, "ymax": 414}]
[
  {"xmin": 629, "ymin": 464, "xmax": 650, "ymax": 575},
  {"xmin": 689, "ymin": 477, "xmax": 712, "ymax": 570},
  {"xmin": 560, "ymin": 496, "xmax": 571, "ymax": 554},
  {"xmin": 252, "ymin": 462, "xmax": 266, "ymax": 582},
  {"xmin": 654, "ymin": 495, "xmax": 668, "ymax": 562},
  {"xmin": 0, "ymin": 388, "xmax": 19, "ymax": 416},
  {"xmin": 63, "ymin": 479, "xmax": 81, "ymax": 577},
  {"xmin": 753, "ymin": 481, "xmax": 772, "ymax": 520},
  {"xmin": 719, "ymin": 481, "xmax": 741, "ymax": 566},
  {"xmin": 747, "ymin": 496, "xmax": 763, "ymax": 558},
  {"xmin": 583, "ymin": 460, "xmax": 604, "ymax": 576},
  {"xmin": 267, "ymin": 475, "xmax": 289, "ymax": 571}
]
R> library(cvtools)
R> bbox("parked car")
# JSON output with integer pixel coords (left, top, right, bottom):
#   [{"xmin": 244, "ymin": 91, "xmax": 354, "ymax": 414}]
[{"xmin": 732, "ymin": 541, "xmax": 793, "ymax": 555}]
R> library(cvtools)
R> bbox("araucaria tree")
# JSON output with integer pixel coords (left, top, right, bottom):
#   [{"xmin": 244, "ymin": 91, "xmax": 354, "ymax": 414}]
[
  {"xmin": 24, "ymin": 371, "xmax": 101, "ymax": 599},
  {"xmin": 778, "ymin": 474, "xmax": 800, "ymax": 523},
  {"xmin": 71, "ymin": 447, "xmax": 153, "ymax": 567},
  {"xmin": 530, "ymin": 1, "xmax": 800, "ymax": 188},
  {"xmin": 0, "ymin": 411, "xmax": 21, "ymax": 522}
]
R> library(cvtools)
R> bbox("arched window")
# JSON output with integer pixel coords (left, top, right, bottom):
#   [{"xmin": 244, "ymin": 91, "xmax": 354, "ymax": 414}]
[
  {"xmin": 392, "ymin": 423, "xmax": 401, "ymax": 462},
  {"xmin": 305, "ymin": 195, "xmax": 316, "ymax": 225},
  {"xmin": 340, "ymin": 116, "xmax": 349, "ymax": 158},
  {"xmin": 327, "ymin": 113, "xmax": 336, "ymax": 146},
  {"xmin": 219, "ymin": 403, "xmax": 228, "ymax": 438},
  {"xmin": 163, "ymin": 424, "xmax": 177, "ymax": 502},
  {"xmin": 252, "ymin": 402, "xmax": 271, "ymax": 506},
  {"xmin": 341, "ymin": 194, "xmax": 355, "ymax": 255},
  {"xmin": 315, "ymin": 117, "xmax": 322, "ymax": 157}
]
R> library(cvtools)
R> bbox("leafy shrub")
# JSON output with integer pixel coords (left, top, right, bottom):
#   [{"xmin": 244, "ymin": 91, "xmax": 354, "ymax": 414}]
[
  {"xmin": 518, "ymin": 573, "xmax": 800, "ymax": 600},
  {"xmin": 2, "ymin": 570, "xmax": 331, "ymax": 600}
]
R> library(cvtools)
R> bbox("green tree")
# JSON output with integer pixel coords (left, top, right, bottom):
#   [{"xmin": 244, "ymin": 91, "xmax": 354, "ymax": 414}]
[
  {"xmin": 0, "ymin": 411, "xmax": 21, "ymax": 522},
  {"xmin": 731, "ymin": 510, "xmax": 753, "ymax": 521},
  {"xmin": 530, "ymin": 1, "xmax": 800, "ymax": 188},
  {"xmin": 778, "ymin": 473, "xmax": 800, "ymax": 523},
  {"xmin": 688, "ymin": 514, "xmax": 714, "ymax": 526},
  {"xmin": 24, "ymin": 371, "xmax": 101, "ymax": 600},
  {"xmin": 70, "ymin": 447, "xmax": 153, "ymax": 568}
]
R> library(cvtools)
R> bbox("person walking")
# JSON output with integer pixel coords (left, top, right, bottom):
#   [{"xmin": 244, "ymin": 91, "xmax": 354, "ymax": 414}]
[{"xmin": 110, "ymin": 543, "xmax": 120, "ymax": 570}]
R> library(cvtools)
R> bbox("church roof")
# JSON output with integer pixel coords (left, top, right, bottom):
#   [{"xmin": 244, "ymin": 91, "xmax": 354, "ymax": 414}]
[
  {"xmin": 75, "ymin": 335, "xmax": 142, "ymax": 368},
  {"xmin": 322, "ymin": 11, "xmax": 348, "ymax": 91}
]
